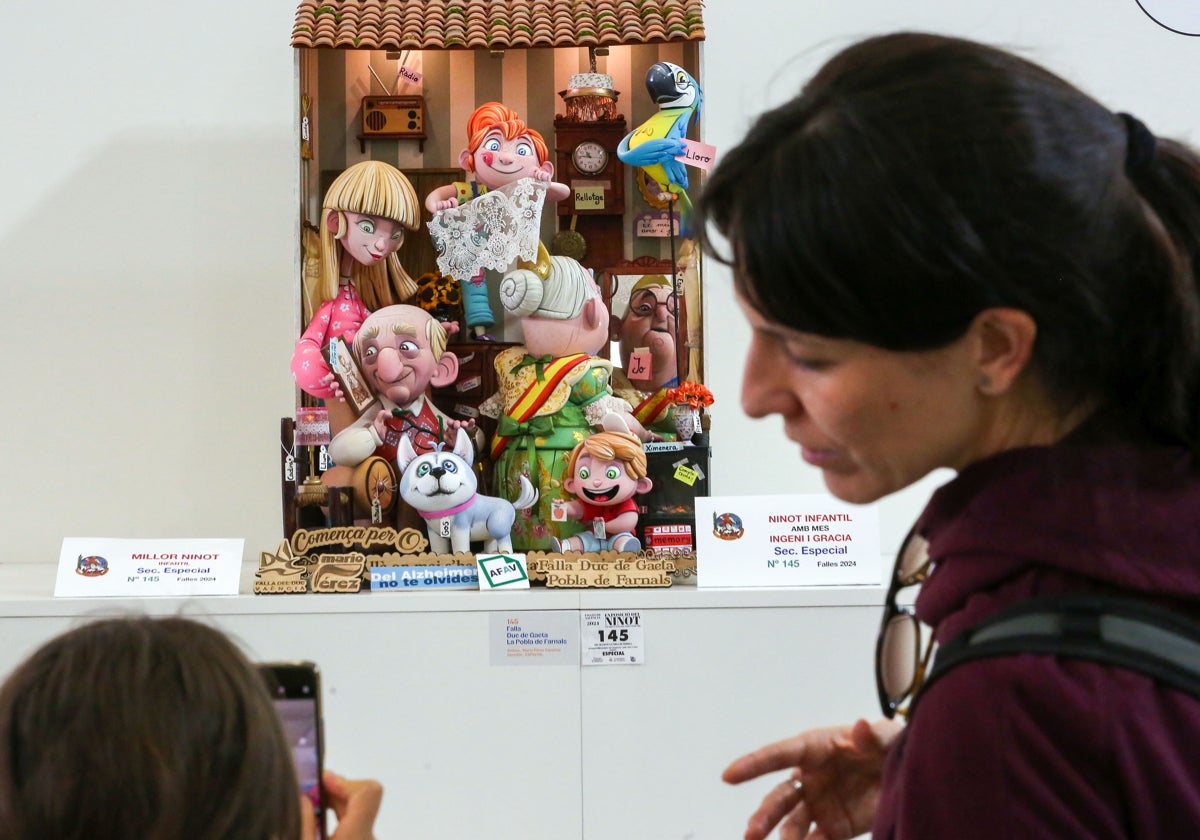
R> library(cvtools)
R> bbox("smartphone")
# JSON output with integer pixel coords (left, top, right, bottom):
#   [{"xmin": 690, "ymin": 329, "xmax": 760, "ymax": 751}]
[{"xmin": 259, "ymin": 661, "xmax": 327, "ymax": 839}]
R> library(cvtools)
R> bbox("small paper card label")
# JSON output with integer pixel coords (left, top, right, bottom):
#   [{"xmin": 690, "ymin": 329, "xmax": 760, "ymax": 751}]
[
  {"xmin": 397, "ymin": 65, "xmax": 422, "ymax": 85},
  {"xmin": 573, "ymin": 183, "xmax": 606, "ymax": 210},
  {"xmin": 581, "ymin": 610, "xmax": 645, "ymax": 665},
  {"xmin": 696, "ymin": 494, "xmax": 883, "ymax": 588},
  {"xmin": 675, "ymin": 139, "xmax": 718, "ymax": 171},
  {"xmin": 673, "ymin": 464, "xmax": 698, "ymax": 486},
  {"xmin": 634, "ymin": 210, "xmax": 680, "ymax": 238},
  {"xmin": 456, "ymin": 375, "xmax": 482, "ymax": 393},
  {"xmin": 592, "ymin": 517, "xmax": 607, "ymax": 540},
  {"xmin": 56, "ymin": 537, "xmax": 243, "ymax": 597},
  {"xmin": 627, "ymin": 348, "xmax": 653, "ymax": 381},
  {"xmin": 371, "ymin": 565, "xmax": 478, "ymax": 590},
  {"xmin": 477, "ymin": 553, "xmax": 530, "ymax": 589},
  {"xmin": 551, "ymin": 499, "xmax": 569, "ymax": 522}
]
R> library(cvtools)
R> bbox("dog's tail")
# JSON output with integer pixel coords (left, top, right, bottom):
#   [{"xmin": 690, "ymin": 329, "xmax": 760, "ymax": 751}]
[{"xmin": 512, "ymin": 474, "xmax": 539, "ymax": 510}]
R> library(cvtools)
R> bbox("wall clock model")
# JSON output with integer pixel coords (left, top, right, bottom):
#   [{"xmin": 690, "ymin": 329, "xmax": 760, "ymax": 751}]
[
  {"xmin": 571, "ymin": 140, "xmax": 609, "ymax": 175},
  {"xmin": 554, "ymin": 117, "xmax": 627, "ymax": 272},
  {"xmin": 554, "ymin": 118, "xmax": 627, "ymax": 216}
]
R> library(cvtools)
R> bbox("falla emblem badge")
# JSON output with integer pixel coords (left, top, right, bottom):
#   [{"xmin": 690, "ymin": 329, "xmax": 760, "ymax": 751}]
[{"xmin": 75, "ymin": 555, "xmax": 110, "ymax": 577}]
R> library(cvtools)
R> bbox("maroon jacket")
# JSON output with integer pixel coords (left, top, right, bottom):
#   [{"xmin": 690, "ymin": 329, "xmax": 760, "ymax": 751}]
[{"xmin": 873, "ymin": 425, "xmax": 1200, "ymax": 838}]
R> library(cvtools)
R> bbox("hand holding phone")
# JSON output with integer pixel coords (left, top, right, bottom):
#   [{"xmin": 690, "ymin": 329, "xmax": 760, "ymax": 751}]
[{"xmin": 259, "ymin": 662, "xmax": 327, "ymax": 839}]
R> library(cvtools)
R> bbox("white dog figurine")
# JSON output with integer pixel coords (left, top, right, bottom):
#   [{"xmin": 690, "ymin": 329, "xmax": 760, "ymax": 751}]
[{"xmin": 397, "ymin": 427, "xmax": 538, "ymax": 554}]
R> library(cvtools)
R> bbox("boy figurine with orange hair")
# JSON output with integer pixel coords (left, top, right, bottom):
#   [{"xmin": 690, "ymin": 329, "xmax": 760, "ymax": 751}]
[
  {"xmin": 426, "ymin": 102, "xmax": 569, "ymax": 339},
  {"xmin": 553, "ymin": 427, "xmax": 653, "ymax": 554}
]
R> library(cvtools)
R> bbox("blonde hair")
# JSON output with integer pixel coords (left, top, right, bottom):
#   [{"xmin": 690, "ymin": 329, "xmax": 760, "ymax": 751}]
[
  {"xmin": 567, "ymin": 431, "xmax": 648, "ymax": 480},
  {"xmin": 320, "ymin": 161, "xmax": 421, "ymax": 310},
  {"xmin": 499, "ymin": 256, "xmax": 596, "ymax": 319}
]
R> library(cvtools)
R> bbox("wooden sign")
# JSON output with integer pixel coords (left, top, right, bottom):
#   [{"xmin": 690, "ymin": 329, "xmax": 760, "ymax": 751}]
[
  {"xmin": 310, "ymin": 554, "xmax": 367, "ymax": 593},
  {"xmin": 527, "ymin": 552, "xmax": 675, "ymax": 588},
  {"xmin": 254, "ymin": 541, "xmax": 311, "ymax": 594}
]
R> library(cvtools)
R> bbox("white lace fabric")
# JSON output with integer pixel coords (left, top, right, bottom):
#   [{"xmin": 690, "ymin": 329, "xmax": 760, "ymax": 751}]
[{"xmin": 428, "ymin": 178, "xmax": 548, "ymax": 279}]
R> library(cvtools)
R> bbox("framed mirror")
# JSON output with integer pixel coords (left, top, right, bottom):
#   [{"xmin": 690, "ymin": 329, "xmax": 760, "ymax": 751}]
[{"xmin": 600, "ymin": 256, "xmax": 688, "ymax": 389}]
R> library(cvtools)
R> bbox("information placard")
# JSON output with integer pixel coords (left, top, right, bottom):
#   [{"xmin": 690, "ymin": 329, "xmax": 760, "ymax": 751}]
[
  {"xmin": 489, "ymin": 611, "xmax": 580, "ymax": 666},
  {"xmin": 55, "ymin": 538, "xmax": 243, "ymax": 597},
  {"xmin": 581, "ymin": 610, "xmax": 645, "ymax": 665},
  {"xmin": 695, "ymin": 495, "xmax": 882, "ymax": 588}
]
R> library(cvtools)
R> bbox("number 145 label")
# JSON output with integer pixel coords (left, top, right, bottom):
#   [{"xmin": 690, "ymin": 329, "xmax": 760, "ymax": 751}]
[{"xmin": 581, "ymin": 610, "xmax": 645, "ymax": 666}]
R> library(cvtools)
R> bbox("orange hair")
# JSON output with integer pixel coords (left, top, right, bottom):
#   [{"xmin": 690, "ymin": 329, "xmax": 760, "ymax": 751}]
[{"xmin": 463, "ymin": 102, "xmax": 549, "ymax": 171}]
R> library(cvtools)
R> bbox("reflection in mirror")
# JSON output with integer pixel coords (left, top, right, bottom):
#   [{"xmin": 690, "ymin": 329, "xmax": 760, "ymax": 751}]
[{"xmin": 602, "ymin": 258, "xmax": 687, "ymax": 389}]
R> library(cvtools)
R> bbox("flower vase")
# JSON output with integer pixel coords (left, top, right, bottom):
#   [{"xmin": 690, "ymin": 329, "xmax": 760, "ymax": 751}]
[{"xmin": 673, "ymin": 403, "xmax": 699, "ymax": 441}]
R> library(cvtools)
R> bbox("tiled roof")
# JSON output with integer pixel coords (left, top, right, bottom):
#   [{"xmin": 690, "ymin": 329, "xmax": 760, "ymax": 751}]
[{"xmin": 291, "ymin": 0, "xmax": 705, "ymax": 50}]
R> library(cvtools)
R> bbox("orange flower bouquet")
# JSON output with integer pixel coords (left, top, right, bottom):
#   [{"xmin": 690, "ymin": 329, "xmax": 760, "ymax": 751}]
[{"xmin": 666, "ymin": 381, "xmax": 714, "ymax": 410}]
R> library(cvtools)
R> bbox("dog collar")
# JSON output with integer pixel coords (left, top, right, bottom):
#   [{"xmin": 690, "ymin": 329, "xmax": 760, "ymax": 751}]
[{"xmin": 418, "ymin": 496, "xmax": 477, "ymax": 520}]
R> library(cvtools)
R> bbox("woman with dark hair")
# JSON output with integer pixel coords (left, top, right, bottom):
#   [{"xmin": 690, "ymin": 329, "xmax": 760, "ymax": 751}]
[
  {"xmin": 0, "ymin": 616, "xmax": 381, "ymax": 840},
  {"xmin": 699, "ymin": 32, "xmax": 1200, "ymax": 839}
]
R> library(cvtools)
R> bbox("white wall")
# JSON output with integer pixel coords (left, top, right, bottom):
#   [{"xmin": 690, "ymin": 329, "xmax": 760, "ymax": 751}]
[{"xmin": 2, "ymin": 0, "xmax": 1196, "ymax": 564}]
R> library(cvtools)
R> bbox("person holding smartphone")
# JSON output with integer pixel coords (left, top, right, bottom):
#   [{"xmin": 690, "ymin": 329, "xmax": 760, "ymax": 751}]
[{"xmin": 0, "ymin": 616, "xmax": 382, "ymax": 840}]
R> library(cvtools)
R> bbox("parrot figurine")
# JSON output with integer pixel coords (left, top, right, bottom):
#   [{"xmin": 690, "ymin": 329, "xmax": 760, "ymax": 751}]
[{"xmin": 618, "ymin": 61, "xmax": 703, "ymax": 236}]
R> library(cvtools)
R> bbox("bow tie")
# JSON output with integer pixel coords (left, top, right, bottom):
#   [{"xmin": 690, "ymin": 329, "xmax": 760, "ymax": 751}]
[{"xmin": 511, "ymin": 353, "xmax": 555, "ymax": 381}]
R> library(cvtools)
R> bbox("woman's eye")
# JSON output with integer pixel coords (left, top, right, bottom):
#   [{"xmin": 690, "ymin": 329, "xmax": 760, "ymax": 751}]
[
  {"xmin": 485, "ymin": 139, "xmax": 501, "ymax": 152},
  {"xmin": 784, "ymin": 348, "xmax": 829, "ymax": 371},
  {"xmin": 606, "ymin": 468, "xmax": 620, "ymax": 480},
  {"xmin": 391, "ymin": 230, "xmax": 403, "ymax": 242},
  {"xmin": 357, "ymin": 219, "xmax": 375, "ymax": 234},
  {"xmin": 516, "ymin": 144, "xmax": 532, "ymax": 157}
]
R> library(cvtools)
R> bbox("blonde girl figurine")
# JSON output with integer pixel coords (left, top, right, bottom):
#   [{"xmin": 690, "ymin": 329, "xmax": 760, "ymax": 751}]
[{"xmin": 292, "ymin": 161, "xmax": 421, "ymax": 405}]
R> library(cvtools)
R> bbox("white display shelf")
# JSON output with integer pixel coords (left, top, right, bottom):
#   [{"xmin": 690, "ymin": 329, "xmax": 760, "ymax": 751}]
[{"xmin": 0, "ymin": 561, "xmax": 889, "ymax": 617}]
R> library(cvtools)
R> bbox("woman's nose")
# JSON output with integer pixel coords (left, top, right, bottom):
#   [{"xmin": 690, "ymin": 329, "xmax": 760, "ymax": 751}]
[{"xmin": 741, "ymin": 334, "xmax": 797, "ymax": 420}]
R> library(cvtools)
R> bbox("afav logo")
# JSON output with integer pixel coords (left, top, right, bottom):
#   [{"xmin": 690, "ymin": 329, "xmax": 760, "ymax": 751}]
[{"xmin": 75, "ymin": 555, "xmax": 109, "ymax": 577}]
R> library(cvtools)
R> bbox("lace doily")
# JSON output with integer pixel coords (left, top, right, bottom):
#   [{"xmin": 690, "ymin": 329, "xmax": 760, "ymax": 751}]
[{"xmin": 428, "ymin": 178, "xmax": 548, "ymax": 280}]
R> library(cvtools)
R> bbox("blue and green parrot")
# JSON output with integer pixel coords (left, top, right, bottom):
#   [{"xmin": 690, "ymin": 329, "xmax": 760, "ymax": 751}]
[{"xmin": 618, "ymin": 61, "xmax": 703, "ymax": 236}]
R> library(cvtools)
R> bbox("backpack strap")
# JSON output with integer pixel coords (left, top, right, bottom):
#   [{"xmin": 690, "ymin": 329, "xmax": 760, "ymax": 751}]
[{"xmin": 912, "ymin": 594, "xmax": 1200, "ymax": 715}]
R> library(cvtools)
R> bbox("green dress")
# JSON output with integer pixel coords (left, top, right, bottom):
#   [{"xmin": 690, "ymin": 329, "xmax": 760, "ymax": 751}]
[{"xmin": 484, "ymin": 347, "xmax": 624, "ymax": 552}]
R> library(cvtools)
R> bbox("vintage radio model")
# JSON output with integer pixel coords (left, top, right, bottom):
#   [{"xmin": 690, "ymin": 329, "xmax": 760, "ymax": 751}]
[{"xmin": 360, "ymin": 95, "xmax": 426, "ymax": 138}]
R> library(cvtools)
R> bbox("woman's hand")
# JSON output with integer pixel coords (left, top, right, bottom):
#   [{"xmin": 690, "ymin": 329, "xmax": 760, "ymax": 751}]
[
  {"xmin": 723, "ymin": 718, "xmax": 901, "ymax": 840},
  {"xmin": 302, "ymin": 770, "xmax": 383, "ymax": 840}
]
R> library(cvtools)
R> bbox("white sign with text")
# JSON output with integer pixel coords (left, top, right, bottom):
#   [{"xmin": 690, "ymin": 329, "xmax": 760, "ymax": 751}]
[
  {"xmin": 489, "ymin": 611, "xmax": 580, "ymax": 666},
  {"xmin": 55, "ymin": 537, "xmax": 244, "ymax": 597},
  {"xmin": 581, "ymin": 610, "xmax": 646, "ymax": 666},
  {"xmin": 696, "ymin": 495, "xmax": 882, "ymax": 588}
]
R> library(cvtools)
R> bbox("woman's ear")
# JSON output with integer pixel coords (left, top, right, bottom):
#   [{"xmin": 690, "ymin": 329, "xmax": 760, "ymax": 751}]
[{"xmin": 970, "ymin": 308, "xmax": 1037, "ymax": 395}]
